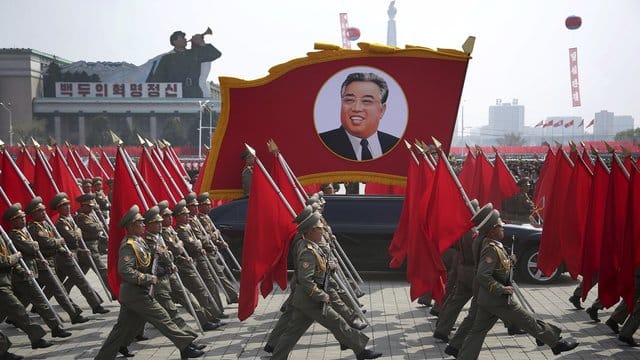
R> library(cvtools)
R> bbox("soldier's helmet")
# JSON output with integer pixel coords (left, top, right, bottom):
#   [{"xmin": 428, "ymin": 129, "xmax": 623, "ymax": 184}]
[
  {"xmin": 2, "ymin": 203, "xmax": 25, "ymax": 221},
  {"xmin": 119, "ymin": 205, "xmax": 144, "ymax": 228},
  {"xmin": 143, "ymin": 206, "xmax": 163, "ymax": 224},
  {"xmin": 50, "ymin": 192, "xmax": 71, "ymax": 210},
  {"xmin": 25, "ymin": 197, "xmax": 46, "ymax": 214}
]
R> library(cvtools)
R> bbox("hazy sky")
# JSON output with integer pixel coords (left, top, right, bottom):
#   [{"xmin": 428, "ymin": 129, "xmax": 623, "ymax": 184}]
[{"xmin": 1, "ymin": 0, "xmax": 638, "ymax": 129}]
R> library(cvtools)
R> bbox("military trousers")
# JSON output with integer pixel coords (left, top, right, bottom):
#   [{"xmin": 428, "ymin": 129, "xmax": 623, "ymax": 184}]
[
  {"xmin": 0, "ymin": 284, "xmax": 47, "ymax": 343},
  {"xmin": 448, "ymin": 294, "xmax": 479, "ymax": 351},
  {"xmin": 435, "ymin": 280, "xmax": 473, "ymax": 337},
  {"xmin": 169, "ymin": 272, "xmax": 215, "ymax": 326},
  {"xmin": 154, "ymin": 276, "xmax": 198, "ymax": 337},
  {"xmin": 176, "ymin": 261, "xmax": 222, "ymax": 319},
  {"xmin": 457, "ymin": 302, "xmax": 561, "ymax": 360},
  {"xmin": 271, "ymin": 303, "xmax": 369, "ymax": 360},
  {"xmin": 65, "ymin": 247, "xmax": 112, "ymax": 299},
  {"xmin": 12, "ymin": 277, "xmax": 61, "ymax": 331},
  {"xmin": 572, "ymin": 277, "xmax": 603, "ymax": 310},
  {"xmin": 35, "ymin": 260, "xmax": 82, "ymax": 319},
  {"xmin": 94, "ymin": 291, "xmax": 195, "ymax": 359},
  {"xmin": 194, "ymin": 257, "xmax": 224, "ymax": 311},
  {"xmin": 45, "ymin": 252, "xmax": 102, "ymax": 309},
  {"xmin": 206, "ymin": 252, "xmax": 238, "ymax": 303},
  {"xmin": 0, "ymin": 330, "xmax": 9, "ymax": 356},
  {"xmin": 266, "ymin": 299, "xmax": 294, "ymax": 349}
]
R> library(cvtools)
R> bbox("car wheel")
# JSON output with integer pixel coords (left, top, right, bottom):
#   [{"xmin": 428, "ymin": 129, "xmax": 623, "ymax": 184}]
[{"xmin": 517, "ymin": 246, "xmax": 560, "ymax": 284}]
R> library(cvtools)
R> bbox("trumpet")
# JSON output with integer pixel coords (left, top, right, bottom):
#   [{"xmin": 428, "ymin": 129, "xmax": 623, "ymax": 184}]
[{"xmin": 188, "ymin": 27, "xmax": 212, "ymax": 42}]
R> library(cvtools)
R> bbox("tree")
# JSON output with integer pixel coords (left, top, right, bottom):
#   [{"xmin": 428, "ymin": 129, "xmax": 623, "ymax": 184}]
[
  {"xmin": 496, "ymin": 133, "xmax": 527, "ymax": 146},
  {"xmin": 614, "ymin": 128, "xmax": 640, "ymax": 142}
]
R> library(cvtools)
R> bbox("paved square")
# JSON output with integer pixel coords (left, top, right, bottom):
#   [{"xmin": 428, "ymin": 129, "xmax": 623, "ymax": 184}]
[{"xmin": 2, "ymin": 270, "xmax": 639, "ymax": 359}]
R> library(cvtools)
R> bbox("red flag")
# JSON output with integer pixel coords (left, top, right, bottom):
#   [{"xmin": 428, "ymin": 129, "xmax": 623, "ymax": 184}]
[
  {"xmin": 0, "ymin": 149, "xmax": 36, "ymax": 213},
  {"xmin": 50, "ymin": 147, "xmax": 83, "ymax": 214},
  {"xmin": 543, "ymin": 120, "xmax": 554, "ymax": 128},
  {"xmin": 137, "ymin": 148, "xmax": 176, "ymax": 206},
  {"xmin": 598, "ymin": 157, "xmax": 630, "ymax": 308},
  {"xmin": 581, "ymin": 149, "xmax": 594, "ymax": 172},
  {"xmin": 32, "ymin": 150, "xmax": 59, "ymax": 219},
  {"xmin": 161, "ymin": 150, "xmax": 190, "ymax": 198},
  {"xmin": 623, "ymin": 167, "xmax": 640, "ymax": 312},
  {"xmin": 425, "ymin": 157, "xmax": 474, "ymax": 254},
  {"xmin": 553, "ymin": 120, "xmax": 564, "ymax": 127},
  {"xmin": 107, "ymin": 149, "xmax": 146, "ymax": 300},
  {"xmin": 63, "ymin": 147, "xmax": 83, "ymax": 180},
  {"xmin": 388, "ymin": 158, "xmax": 419, "ymax": 268},
  {"xmin": 16, "ymin": 147, "xmax": 35, "ymax": 184},
  {"xmin": 71, "ymin": 148, "xmax": 93, "ymax": 178},
  {"xmin": 532, "ymin": 148, "xmax": 557, "ymax": 219},
  {"xmin": 457, "ymin": 150, "xmax": 476, "ymax": 195},
  {"xmin": 238, "ymin": 162, "xmax": 296, "ymax": 321},
  {"xmin": 488, "ymin": 153, "xmax": 519, "ymax": 211},
  {"xmin": 564, "ymin": 119, "xmax": 575, "ymax": 128},
  {"xmin": 167, "ymin": 146, "xmax": 189, "ymax": 179},
  {"xmin": 260, "ymin": 156, "xmax": 303, "ymax": 296},
  {"xmin": 586, "ymin": 119, "xmax": 595, "ymax": 128},
  {"xmin": 200, "ymin": 48, "xmax": 470, "ymax": 199},
  {"xmin": 580, "ymin": 157, "xmax": 609, "ymax": 300},
  {"xmin": 534, "ymin": 120, "xmax": 544, "ymax": 128},
  {"xmin": 561, "ymin": 156, "xmax": 593, "ymax": 278},
  {"xmin": 537, "ymin": 151, "xmax": 573, "ymax": 275},
  {"xmin": 99, "ymin": 148, "xmax": 115, "ymax": 177},
  {"xmin": 88, "ymin": 151, "xmax": 110, "ymax": 182},
  {"xmin": 470, "ymin": 152, "xmax": 493, "ymax": 204}
]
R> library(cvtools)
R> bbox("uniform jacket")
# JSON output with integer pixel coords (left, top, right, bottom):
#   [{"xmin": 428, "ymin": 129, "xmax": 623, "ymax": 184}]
[{"xmin": 476, "ymin": 239, "xmax": 513, "ymax": 307}]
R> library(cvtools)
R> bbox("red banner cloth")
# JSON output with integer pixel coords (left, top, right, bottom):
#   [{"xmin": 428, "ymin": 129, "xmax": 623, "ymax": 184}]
[
  {"xmin": 580, "ymin": 157, "xmax": 609, "ymax": 300},
  {"xmin": 238, "ymin": 163, "xmax": 296, "ymax": 321},
  {"xmin": 199, "ymin": 46, "xmax": 470, "ymax": 199},
  {"xmin": 470, "ymin": 152, "xmax": 494, "ymax": 205},
  {"xmin": 457, "ymin": 151, "xmax": 476, "ymax": 196},
  {"xmin": 488, "ymin": 154, "xmax": 519, "ymax": 211},
  {"xmin": 137, "ymin": 149, "xmax": 176, "ymax": 206},
  {"xmin": 532, "ymin": 148, "xmax": 557, "ymax": 219},
  {"xmin": 388, "ymin": 158, "xmax": 419, "ymax": 269},
  {"xmin": 16, "ymin": 148, "xmax": 35, "ymax": 184}
]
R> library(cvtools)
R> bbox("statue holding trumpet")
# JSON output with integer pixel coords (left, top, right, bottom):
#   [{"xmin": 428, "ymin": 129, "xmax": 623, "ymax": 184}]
[{"xmin": 148, "ymin": 27, "xmax": 220, "ymax": 98}]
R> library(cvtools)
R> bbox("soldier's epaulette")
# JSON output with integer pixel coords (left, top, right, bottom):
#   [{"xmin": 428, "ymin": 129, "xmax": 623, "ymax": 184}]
[
  {"xmin": 126, "ymin": 236, "xmax": 135, "ymax": 246},
  {"xmin": 177, "ymin": 224, "xmax": 188, "ymax": 230}
]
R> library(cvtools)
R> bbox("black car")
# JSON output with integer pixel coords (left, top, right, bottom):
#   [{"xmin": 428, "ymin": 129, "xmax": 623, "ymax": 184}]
[{"xmin": 210, "ymin": 195, "xmax": 561, "ymax": 284}]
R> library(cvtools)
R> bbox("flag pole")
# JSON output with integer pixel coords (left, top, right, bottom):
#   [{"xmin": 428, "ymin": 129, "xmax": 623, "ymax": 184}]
[
  {"xmin": 432, "ymin": 137, "xmax": 477, "ymax": 214},
  {"xmin": 267, "ymin": 139, "xmax": 307, "ymax": 207},
  {"xmin": 245, "ymin": 144, "xmax": 296, "ymax": 218}
]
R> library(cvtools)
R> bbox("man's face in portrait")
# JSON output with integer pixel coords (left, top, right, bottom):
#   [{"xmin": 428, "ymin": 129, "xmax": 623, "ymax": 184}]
[{"xmin": 340, "ymin": 81, "xmax": 387, "ymax": 139}]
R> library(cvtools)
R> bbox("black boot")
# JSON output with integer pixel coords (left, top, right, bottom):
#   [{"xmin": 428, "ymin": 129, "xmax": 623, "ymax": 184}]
[
  {"xmin": 551, "ymin": 340, "xmax": 579, "ymax": 355},
  {"xmin": 52, "ymin": 327, "xmax": 72, "ymax": 338},
  {"xmin": 568, "ymin": 295, "xmax": 583, "ymax": 309},
  {"xmin": 3, "ymin": 352, "xmax": 24, "ymax": 360},
  {"xmin": 31, "ymin": 338, "xmax": 53, "ymax": 349},
  {"xmin": 71, "ymin": 314, "xmax": 90, "ymax": 324},
  {"xmin": 189, "ymin": 342, "xmax": 206, "ymax": 351},
  {"xmin": 263, "ymin": 344, "xmax": 274, "ymax": 353},
  {"xmin": 180, "ymin": 346, "xmax": 204, "ymax": 359},
  {"xmin": 356, "ymin": 348, "xmax": 382, "ymax": 360},
  {"xmin": 606, "ymin": 318, "xmax": 620, "ymax": 334},
  {"xmin": 118, "ymin": 347, "xmax": 135, "ymax": 357},
  {"xmin": 444, "ymin": 345, "xmax": 458, "ymax": 358},
  {"xmin": 586, "ymin": 307, "xmax": 600, "ymax": 322},
  {"xmin": 618, "ymin": 335, "xmax": 639, "ymax": 347},
  {"xmin": 433, "ymin": 331, "xmax": 449, "ymax": 343},
  {"xmin": 507, "ymin": 326, "xmax": 527, "ymax": 335},
  {"xmin": 92, "ymin": 305, "xmax": 110, "ymax": 314}
]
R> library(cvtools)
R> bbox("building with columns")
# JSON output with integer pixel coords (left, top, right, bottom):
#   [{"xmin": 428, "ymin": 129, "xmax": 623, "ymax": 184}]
[{"xmin": 0, "ymin": 48, "xmax": 220, "ymax": 151}]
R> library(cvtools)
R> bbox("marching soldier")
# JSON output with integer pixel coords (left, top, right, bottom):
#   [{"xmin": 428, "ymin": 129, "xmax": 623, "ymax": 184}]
[
  {"xmin": 501, "ymin": 177, "xmax": 535, "ymax": 224},
  {"xmin": 74, "ymin": 193, "xmax": 112, "ymax": 297},
  {"xmin": 92, "ymin": 177, "xmax": 111, "ymax": 223},
  {"xmin": 81, "ymin": 179, "xmax": 93, "ymax": 194},
  {"xmin": 456, "ymin": 209, "xmax": 578, "ymax": 359},
  {"xmin": 176, "ymin": 193, "xmax": 228, "ymax": 312},
  {"xmin": 195, "ymin": 192, "xmax": 239, "ymax": 303},
  {"xmin": 142, "ymin": 206, "xmax": 198, "ymax": 336},
  {"xmin": 241, "ymin": 149, "xmax": 254, "ymax": 196},
  {"xmin": 159, "ymin": 201, "xmax": 226, "ymax": 330},
  {"xmin": 95, "ymin": 205, "xmax": 204, "ymax": 359},
  {"xmin": 271, "ymin": 210, "xmax": 381, "ymax": 360},
  {"xmin": 24, "ymin": 197, "xmax": 89, "ymax": 325},
  {"xmin": 174, "ymin": 200, "xmax": 228, "ymax": 318},
  {"xmin": 4, "ymin": 203, "xmax": 72, "ymax": 339},
  {"xmin": 48, "ymin": 193, "xmax": 109, "ymax": 315},
  {"xmin": 1, "ymin": 205, "xmax": 54, "ymax": 350}
]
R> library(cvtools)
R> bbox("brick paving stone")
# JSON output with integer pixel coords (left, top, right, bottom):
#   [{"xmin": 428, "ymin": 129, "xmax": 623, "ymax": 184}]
[{"xmin": 1, "ymin": 268, "xmax": 639, "ymax": 359}]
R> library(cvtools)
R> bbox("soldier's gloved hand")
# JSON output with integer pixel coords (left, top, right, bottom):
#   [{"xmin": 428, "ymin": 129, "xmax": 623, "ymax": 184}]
[
  {"xmin": 172, "ymin": 264, "xmax": 178, "ymax": 272},
  {"xmin": 176, "ymin": 240, "xmax": 184, "ymax": 249},
  {"xmin": 510, "ymin": 254, "xmax": 517, "ymax": 264},
  {"xmin": 201, "ymin": 249, "xmax": 207, "ymax": 256},
  {"xmin": 56, "ymin": 238, "xmax": 66, "ymax": 246},
  {"xmin": 328, "ymin": 261, "xmax": 337, "ymax": 270},
  {"xmin": 321, "ymin": 293, "xmax": 330, "ymax": 302},
  {"xmin": 219, "ymin": 241, "xmax": 228, "ymax": 249},
  {"xmin": 151, "ymin": 275, "xmax": 158, "ymax": 284},
  {"xmin": 503, "ymin": 286, "xmax": 514, "ymax": 295}
]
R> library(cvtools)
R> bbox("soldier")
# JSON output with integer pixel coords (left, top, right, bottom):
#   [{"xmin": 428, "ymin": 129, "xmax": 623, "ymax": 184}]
[
  {"xmin": 501, "ymin": 177, "xmax": 535, "ymax": 224},
  {"xmin": 456, "ymin": 209, "xmax": 578, "ymax": 359},
  {"xmin": 174, "ymin": 200, "xmax": 228, "ymax": 318},
  {"xmin": 48, "ymin": 193, "xmax": 109, "ymax": 315},
  {"xmin": 92, "ymin": 177, "xmax": 111, "ymax": 223},
  {"xmin": 4, "ymin": 203, "xmax": 70, "ymax": 341},
  {"xmin": 241, "ymin": 149, "xmax": 254, "ymax": 196},
  {"xmin": 1, "ymin": 204, "xmax": 53, "ymax": 350},
  {"xmin": 568, "ymin": 277, "xmax": 604, "ymax": 322},
  {"xmin": 176, "ymin": 192, "xmax": 228, "ymax": 318},
  {"xmin": 271, "ymin": 210, "xmax": 381, "ymax": 360},
  {"xmin": 24, "ymin": 197, "xmax": 89, "ymax": 325},
  {"xmin": 159, "ymin": 201, "xmax": 226, "ymax": 330},
  {"xmin": 74, "ymin": 193, "xmax": 112, "ymax": 298},
  {"xmin": 432, "ymin": 199, "xmax": 480, "ymax": 342},
  {"xmin": 195, "ymin": 192, "xmax": 239, "ymax": 303},
  {"xmin": 142, "ymin": 206, "xmax": 198, "ymax": 336},
  {"xmin": 0, "ymin": 330, "xmax": 23, "ymax": 360},
  {"xmin": 81, "ymin": 179, "xmax": 93, "ymax": 194},
  {"xmin": 94, "ymin": 205, "xmax": 204, "ymax": 359}
]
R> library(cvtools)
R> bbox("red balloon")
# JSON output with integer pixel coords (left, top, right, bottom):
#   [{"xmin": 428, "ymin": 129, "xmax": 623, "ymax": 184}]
[
  {"xmin": 346, "ymin": 27, "xmax": 361, "ymax": 41},
  {"xmin": 565, "ymin": 15, "xmax": 582, "ymax": 30}
]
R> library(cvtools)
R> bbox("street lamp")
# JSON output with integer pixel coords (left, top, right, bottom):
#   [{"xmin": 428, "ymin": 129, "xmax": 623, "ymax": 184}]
[
  {"xmin": 198, "ymin": 100, "xmax": 210, "ymax": 159},
  {"xmin": 0, "ymin": 102, "xmax": 12, "ymax": 147}
]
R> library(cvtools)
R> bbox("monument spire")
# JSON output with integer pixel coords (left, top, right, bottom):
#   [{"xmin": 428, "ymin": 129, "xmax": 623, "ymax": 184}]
[{"xmin": 386, "ymin": 1, "xmax": 397, "ymax": 46}]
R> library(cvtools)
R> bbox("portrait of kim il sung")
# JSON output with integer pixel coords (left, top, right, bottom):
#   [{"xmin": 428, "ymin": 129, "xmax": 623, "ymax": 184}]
[{"xmin": 316, "ymin": 68, "xmax": 407, "ymax": 161}]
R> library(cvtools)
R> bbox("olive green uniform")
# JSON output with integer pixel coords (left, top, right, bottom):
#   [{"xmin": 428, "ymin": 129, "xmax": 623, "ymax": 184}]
[
  {"xmin": 501, "ymin": 192, "xmax": 534, "ymax": 224},
  {"xmin": 95, "ymin": 234, "xmax": 196, "ymax": 359},
  {"xmin": 74, "ymin": 212, "xmax": 110, "ymax": 292},
  {"xmin": 457, "ymin": 239, "xmax": 562, "ymax": 359},
  {"xmin": 9, "ymin": 228, "xmax": 64, "ymax": 330},
  {"xmin": 27, "ymin": 220, "xmax": 84, "ymax": 320},
  {"xmin": 163, "ymin": 225, "xmax": 222, "ymax": 320},
  {"xmin": 175, "ymin": 222, "xmax": 224, "ymax": 311},
  {"xmin": 196, "ymin": 212, "xmax": 239, "ymax": 302},
  {"xmin": 0, "ymin": 233, "xmax": 47, "ymax": 343},
  {"xmin": 271, "ymin": 238, "xmax": 369, "ymax": 359},
  {"xmin": 241, "ymin": 166, "xmax": 252, "ymax": 196}
]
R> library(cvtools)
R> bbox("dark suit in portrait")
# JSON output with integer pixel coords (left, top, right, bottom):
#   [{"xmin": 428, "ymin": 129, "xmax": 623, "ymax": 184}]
[{"xmin": 320, "ymin": 127, "xmax": 399, "ymax": 160}]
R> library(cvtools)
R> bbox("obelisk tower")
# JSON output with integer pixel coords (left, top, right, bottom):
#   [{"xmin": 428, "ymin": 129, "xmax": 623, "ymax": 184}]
[{"xmin": 386, "ymin": 1, "xmax": 397, "ymax": 46}]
